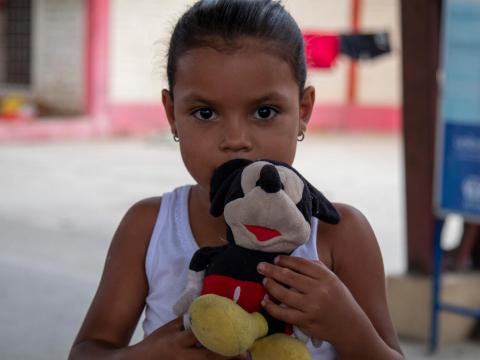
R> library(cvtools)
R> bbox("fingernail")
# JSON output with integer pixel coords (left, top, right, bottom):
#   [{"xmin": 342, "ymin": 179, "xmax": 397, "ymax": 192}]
[
  {"xmin": 260, "ymin": 294, "xmax": 269, "ymax": 307},
  {"xmin": 262, "ymin": 277, "xmax": 267, "ymax": 286},
  {"xmin": 257, "ymin": 262, "xmax": 266, "ymax": 273},
  {"xmin": 274, "ymin": 256, "xmax": 280, "ymax": 264}
]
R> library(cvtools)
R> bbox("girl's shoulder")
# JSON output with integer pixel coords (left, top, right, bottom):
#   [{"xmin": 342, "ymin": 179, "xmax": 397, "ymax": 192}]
[
  {"xmin": 123, "ymin": 196, "xmax": 162, "ymax": 230},
  {"xmin": 127, "ymin": 196, "xmax": 162, "ymax": 219},
  {"xmin": 114, "ymin": 197, "xmax": 162, "ymax": 254},
  {"xmin": 316, "ymin": 203, "xmax": 379, "ymax": 272}
]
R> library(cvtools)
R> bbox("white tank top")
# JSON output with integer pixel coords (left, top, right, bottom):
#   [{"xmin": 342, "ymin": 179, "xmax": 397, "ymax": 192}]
[{"xmin": 142, "ymin": 185, "xmax": 337, "ymax": 359}]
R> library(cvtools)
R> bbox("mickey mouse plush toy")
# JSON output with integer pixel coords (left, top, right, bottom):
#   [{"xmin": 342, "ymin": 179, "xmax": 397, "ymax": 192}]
[{"xmin": 174, "ymin": 159, "xmax": 340, "ymax": 360}]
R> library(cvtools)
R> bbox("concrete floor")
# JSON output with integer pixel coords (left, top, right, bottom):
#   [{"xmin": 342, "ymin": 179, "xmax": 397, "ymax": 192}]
[{"xmin": 0, "ymin": 132, "xmax": 478, "ymax": 359}]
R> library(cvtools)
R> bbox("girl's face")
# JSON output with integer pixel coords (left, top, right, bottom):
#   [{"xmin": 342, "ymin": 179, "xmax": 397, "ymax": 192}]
[{"xmin": 163, "ymin": 40, "xmax": 315, "ymax": 193}]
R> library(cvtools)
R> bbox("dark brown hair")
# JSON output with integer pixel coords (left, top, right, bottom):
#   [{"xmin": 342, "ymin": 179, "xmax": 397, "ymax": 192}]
[{"xmin": 166, "ymin": 0, "xmax": 306, "ymax": 96}]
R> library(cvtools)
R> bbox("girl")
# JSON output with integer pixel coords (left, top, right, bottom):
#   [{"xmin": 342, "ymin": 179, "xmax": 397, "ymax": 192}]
[{"xmin": 69, "ymin": 1, "xmax": 404, "ymax": 359}]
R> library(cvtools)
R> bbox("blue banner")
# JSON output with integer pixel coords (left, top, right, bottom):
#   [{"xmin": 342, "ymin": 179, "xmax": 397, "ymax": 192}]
[{"xmin": 435, "ymin": 0, "xmax": 480, "ymax": 220}]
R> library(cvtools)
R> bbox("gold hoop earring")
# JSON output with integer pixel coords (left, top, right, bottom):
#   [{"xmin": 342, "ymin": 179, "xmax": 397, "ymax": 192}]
[
  {"xmin": 173, "ymin": 133, "xmax": 179, "ymax": 142},
  {"xmin": 297, "ymin": 132, "xmax": 305, "ymax": 142}
]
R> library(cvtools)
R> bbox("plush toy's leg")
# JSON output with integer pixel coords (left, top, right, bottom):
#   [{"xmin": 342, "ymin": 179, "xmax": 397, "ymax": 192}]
[
  {"xmin": 188, "ymin": 294, "xmax": 268, "ymax": 357},
  {"xmin": 249, "ymin": 334, "xmax": 312, "ymax": 360}
]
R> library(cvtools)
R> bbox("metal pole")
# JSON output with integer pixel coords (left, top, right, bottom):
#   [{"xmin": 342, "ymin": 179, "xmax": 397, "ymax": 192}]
[{"xmin": 430, "ymin": 218, "xmax": 444, "ymax": 353}]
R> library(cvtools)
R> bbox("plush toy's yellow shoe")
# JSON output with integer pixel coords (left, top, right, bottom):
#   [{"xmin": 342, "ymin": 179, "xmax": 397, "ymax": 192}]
[
  {"xmin": 188, "ymin": 294, "xmax": 268, "ymax": 356},
  {"xmin": 250, "ymin": 333, "xmax": 312, "ymax": 360}
]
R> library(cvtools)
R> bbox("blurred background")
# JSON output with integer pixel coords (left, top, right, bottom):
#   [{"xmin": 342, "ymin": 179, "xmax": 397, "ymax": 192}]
[{"xmin": 0, "ymin": 0, "xmax": 479, "ymax": 359}]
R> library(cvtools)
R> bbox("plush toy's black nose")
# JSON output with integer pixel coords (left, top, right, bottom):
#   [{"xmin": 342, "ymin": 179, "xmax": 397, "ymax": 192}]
[{"xmin": 256, "ymin": 165, "xmax": 283, "ymax": 193}]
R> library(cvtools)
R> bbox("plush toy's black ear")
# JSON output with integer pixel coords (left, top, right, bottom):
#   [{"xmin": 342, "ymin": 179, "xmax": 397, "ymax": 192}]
[
  {"xmin": 210, "ymin": 159, "xmax": 252, "ymax": 217},
  {"xmin": 306, "ymin": 180, "xmax": 341, "ymax": 224}
]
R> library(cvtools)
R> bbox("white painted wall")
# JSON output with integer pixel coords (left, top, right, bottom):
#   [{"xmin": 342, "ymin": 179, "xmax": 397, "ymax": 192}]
[
  {"xmin": 32, "ymin": 0, "xmax": 85, "ymax": 114},
  {"xmin": 110, "ymin": 0, "xmax": 195, "ymax": 102},
  {"xmin": 109, "ymin": 0, "xmax": 401, "ymax": 106}
]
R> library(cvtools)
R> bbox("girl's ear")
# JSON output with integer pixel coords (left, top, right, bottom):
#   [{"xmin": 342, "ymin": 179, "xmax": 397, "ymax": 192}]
[
  {"xmin": 162, "ymin": 89, "xmax": 176, "ymax": 135},
  {"xmin": 299, "ymin": 86, "xmax": 315, "ymax": 135}
]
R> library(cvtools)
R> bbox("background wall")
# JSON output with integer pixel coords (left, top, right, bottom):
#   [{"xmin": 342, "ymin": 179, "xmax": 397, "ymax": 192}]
[
  {"xmin": 32, "ymin": 0, "xmax": 85, "ymax": 114},
  {"xmin": 109, "ymin": 0, "xmax": 401, "ymax": 106}
]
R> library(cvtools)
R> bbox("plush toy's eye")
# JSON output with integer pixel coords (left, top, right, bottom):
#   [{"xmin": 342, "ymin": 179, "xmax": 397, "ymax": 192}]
[
  {"xmin": 241, "ymin": 161, "xmax": 270, "ymax": 193},
  {"xmin": 275, "ymin": 166, "xmax": 304, "ymax": 204}
]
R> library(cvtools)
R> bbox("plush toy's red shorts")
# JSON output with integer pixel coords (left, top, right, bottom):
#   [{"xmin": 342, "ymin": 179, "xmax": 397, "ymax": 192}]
[{"xmin": 202, "ymin": 275, "xmax": 265, "ymax": 313}]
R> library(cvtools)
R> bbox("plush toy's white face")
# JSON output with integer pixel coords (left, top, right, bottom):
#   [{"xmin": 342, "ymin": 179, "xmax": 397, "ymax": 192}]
[{"xmin": 223, "ymin": 161, "xmax": 311, "ymax": 253}]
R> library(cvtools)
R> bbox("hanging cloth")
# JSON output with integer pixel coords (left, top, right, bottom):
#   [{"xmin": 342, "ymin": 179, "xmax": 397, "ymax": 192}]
[
  {"xmin": 303, "ymin": 33, "xmax": 340, "ymax": 69},
  {"xmin": 339, "ymin": 32, "xmax": 391, "ymax": 60}
]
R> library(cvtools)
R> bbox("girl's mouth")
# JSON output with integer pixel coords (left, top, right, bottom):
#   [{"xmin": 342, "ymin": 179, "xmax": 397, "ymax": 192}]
[{"xmin": 244, "ymin": 224, "xmax": 281, "ymax": 241}]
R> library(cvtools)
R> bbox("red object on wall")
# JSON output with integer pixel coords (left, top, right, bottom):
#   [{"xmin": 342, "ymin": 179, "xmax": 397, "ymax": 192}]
[{"xmin": 303, "ymin": 33, "xmax": 340, "ymax": 69}]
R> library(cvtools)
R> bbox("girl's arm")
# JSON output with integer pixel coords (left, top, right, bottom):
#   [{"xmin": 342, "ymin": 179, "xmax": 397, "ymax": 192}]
[
  {"xmin": 68, "ymin": 198, "xmax": 229, "ymax": 360},
  {"xmin": 258, "ymin": 203, "xmax": 404, "ymax": 359},
  {"xmin": 325, "ymin": 203, "xmax": 403, "ymax": 358}
]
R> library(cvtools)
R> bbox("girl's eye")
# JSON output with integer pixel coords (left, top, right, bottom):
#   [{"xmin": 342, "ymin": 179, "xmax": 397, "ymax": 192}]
[
  {"xmin": 192, "ymin": 108, "xmax": 217, "ymax": 121},
  {"xmin": 254, "ymin": 106, "xmax": 278, "ymax": 121}
]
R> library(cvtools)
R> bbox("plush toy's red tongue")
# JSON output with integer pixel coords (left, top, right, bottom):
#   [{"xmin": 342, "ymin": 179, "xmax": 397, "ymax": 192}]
[{"xmin": 245, "ymin": 224, "xmax": 281, "ymax": 241}]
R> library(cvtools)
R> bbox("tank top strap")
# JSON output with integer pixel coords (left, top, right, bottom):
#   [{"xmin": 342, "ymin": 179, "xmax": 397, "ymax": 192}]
[
  {"xmin": 291, "ymin": 217, "xmax": 319, "ymax": 261},
  {"xmin": 145, "ymin": 185, "xmax": 197, "ymax": 284},
  {"xmin": 144, "ymin": 192, "xmax": 168, "ymax": 282},
  {"xmin": 174, "ymin": 185, "xmax": 199, "ymax": 253}
]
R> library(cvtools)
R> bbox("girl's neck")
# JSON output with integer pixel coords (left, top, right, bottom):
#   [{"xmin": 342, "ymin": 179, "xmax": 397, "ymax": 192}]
[{"xmin": 188, "ymin": 184, "xmax": 228, "ymax": 248}]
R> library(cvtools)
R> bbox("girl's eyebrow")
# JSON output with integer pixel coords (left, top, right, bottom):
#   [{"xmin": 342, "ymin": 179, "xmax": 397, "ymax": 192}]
[
  {"xmin": 179, "ymin": 93, "xmax": 213, "ymax": 104},
  {"xmin": 252, "ymin": 92, "xmax": 290, "ymax": 103},
  {"xmin": 179, "ymin": 91, "xmax": 290, "ymax": 105}
]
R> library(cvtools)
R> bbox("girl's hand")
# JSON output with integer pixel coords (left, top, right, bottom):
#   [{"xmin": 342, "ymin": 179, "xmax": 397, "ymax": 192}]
[
  {"xmin": 257, "ymin": 256, "xmax": 372, "ymax": 350},
  {"xmin": 136, "ymin": 318, "xmax": 249, "ymax": 360},
  {"xmin": 253, "ymin": 207, "xmax": 404, "ymax": 360}
]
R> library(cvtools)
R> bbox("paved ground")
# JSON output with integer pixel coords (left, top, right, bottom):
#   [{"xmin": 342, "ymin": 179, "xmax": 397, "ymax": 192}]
[{"xmin": 0, "ymin": 132, "xmax": 478, "ymax": 359}]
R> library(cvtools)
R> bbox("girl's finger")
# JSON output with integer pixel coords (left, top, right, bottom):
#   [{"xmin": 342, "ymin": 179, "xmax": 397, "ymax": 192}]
[
  {"xmin": 257, "ymin": 262, "xmax": 315, "ymax": 293},
  {"xmin": 167, "ymin": 317, "xmax": 184, "ymax": 330},
  {"xmin": 177, "ymin": 328, "xmax": 201, "ymax": 347},
  {"xmin": 274, "ymin": 255, "xmax": 331, "ymax": 280},
  {"xmin": 233, "ymin": 352, "xmax": 251, "ymax": 360},
  {"xmin": 263, "ymin": 277, "xmax": 305, "ymax": 309},
  {"xmin": 261, "ymin": 297, "xmax": 305, "ymax": 325},
  {"xmin": 151, "ymin": 317, "xmax": 184, "ymax": 337},
  {"xmin": 194, "ymin": 348, "xmax": 226, "ymax": 359}
]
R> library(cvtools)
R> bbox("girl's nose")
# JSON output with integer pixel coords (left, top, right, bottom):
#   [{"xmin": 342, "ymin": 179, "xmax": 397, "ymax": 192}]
[
  {"xmin": 256, "ymin": 165, "xmax": 283, "ymax": 193},
  {"xmin": 219, "ymin": 118, "xmax": 252, "ymax": 152}
]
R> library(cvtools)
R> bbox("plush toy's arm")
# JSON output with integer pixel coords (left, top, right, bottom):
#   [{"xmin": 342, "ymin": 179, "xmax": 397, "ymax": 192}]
[
  {"xmin": 189, "ymin": 245, "xmax": 228, "ymax": 271},
  {"xmin": 173, "ymin": 245, "xmax": 228, "ymax": 317},
  {"xmin": 173, "ymin": 269, "xmax": 205, "ymax": 317}
]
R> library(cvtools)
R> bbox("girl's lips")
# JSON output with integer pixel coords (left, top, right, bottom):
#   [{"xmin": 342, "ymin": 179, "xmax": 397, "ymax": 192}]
[{"xmin": 244, "ymin": 224, "xmax": 281, "ymax": 241}]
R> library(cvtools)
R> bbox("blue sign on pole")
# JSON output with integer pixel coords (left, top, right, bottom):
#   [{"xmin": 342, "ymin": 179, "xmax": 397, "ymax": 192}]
[{"xmin": 435, "ymin": 0, "xmax": 480, "ymax": 222}]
